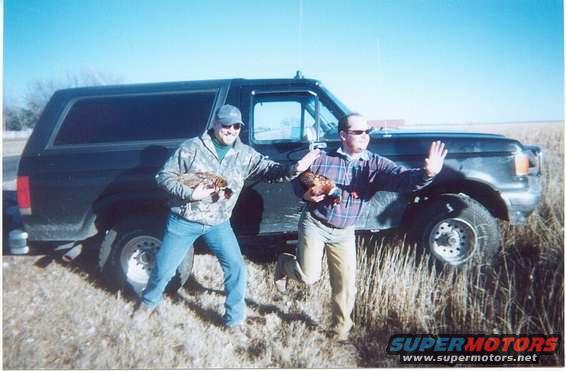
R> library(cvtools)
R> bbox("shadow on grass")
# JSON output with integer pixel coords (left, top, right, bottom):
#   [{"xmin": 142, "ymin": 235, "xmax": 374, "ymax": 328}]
[
  {"xmin": 30, "ymin": 235, "xmax": 129, "ymax": 294},
  {"xmin": 176, "ymin": 275, "xmax": 320, "ymax": 329},
  {"xmin": 28, "ymin": 237, "xmax": 320, "ymax": 330}
]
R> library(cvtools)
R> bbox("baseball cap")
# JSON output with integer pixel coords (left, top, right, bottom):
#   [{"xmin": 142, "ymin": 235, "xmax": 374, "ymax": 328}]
[{"xmin": 214, "ymin": 104, "xmax": 245, "ymax": 126}]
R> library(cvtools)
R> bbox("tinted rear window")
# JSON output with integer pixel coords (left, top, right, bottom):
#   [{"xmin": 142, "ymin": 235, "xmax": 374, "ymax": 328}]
[{"xmin": 53, "ymin": 91, "xmax": 216, "ymax": 145}]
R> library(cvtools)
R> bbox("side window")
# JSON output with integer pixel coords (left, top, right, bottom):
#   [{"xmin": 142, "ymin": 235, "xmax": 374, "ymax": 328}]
[
  {"xmin": 251, "ymin": 92, "xmax": 339, "ymax": 143},
  {"xmin": 253, "ymin": 99, "xmax": 312, "ymax": 142},
  {"xmin": 53, "ymin": 91, "xmax": 217, "ymax": 145}
]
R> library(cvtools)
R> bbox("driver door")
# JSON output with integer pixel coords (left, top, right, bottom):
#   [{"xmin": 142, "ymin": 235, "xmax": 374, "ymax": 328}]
[{"xmin": 231, "ymin": 89, "xmax": 339, "ymax": 236}]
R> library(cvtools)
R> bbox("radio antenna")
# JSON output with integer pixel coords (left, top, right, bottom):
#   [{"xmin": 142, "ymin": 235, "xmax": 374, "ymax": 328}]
[{"xmin": 298, "ymin": 0, "xmax": 303, "ymax": 73}]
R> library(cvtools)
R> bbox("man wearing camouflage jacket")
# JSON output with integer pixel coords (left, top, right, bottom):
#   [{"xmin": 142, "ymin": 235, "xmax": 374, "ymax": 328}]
[{"xmin": 134, "ymin": 104, "xmax": 320, "ymax": 328}]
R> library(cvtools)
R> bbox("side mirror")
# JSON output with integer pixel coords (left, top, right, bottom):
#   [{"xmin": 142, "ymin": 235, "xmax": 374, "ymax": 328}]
[
  {"xmin": 304, "ymin": 127, "xmax": 317, "ymax": 142},
  {"xmin": 309, "ymin": 141, "xmax": 327, "ymax": 151},
  {"xmin": 304, "ymin": 122, "xmax": 326, "ymax": 151}
]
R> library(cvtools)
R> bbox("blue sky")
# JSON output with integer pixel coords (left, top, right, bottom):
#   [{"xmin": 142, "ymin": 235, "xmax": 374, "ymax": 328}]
[{"xmin": 3, "ymin": 0, "xmax": 564, "ymax": 124}]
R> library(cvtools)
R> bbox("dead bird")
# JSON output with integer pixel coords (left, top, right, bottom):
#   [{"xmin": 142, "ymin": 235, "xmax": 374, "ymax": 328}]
[
  {"xmin": 298, "ymin": 170, "xmax": 342, "ymax": 204},
  {"xmin": 179, "ymin": 171, "xmax": 234, "ymax": 202}
]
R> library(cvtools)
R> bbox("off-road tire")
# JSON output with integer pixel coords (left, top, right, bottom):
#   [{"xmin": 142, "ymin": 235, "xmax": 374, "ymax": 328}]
[
  {"xmin": 98, "ymin": 214, "xmax": 194, "ymax": 296},
  {"xmin": 409, "ymin": 193, "xmax": 500, "ymax": 266}
]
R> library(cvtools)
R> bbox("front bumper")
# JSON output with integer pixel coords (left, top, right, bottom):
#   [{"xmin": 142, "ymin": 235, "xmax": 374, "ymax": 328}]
[{"xmin": 500, "ymin": 175, "xmax": 543, "ymax": 225}]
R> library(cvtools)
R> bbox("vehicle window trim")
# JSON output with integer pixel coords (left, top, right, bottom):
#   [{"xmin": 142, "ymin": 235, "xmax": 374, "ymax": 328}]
[
  {"xmin": 46, "ymin": 88, "xmax": 222, "ymax": 150},
  {"xmin": 249, "ymin": 89, "xmax": 320, "ymax": 145}
]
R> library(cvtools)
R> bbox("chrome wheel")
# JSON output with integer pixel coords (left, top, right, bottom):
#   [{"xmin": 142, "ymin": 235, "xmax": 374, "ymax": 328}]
[
  {"xmin": 428, "ymin": 218, "xmax": 477, "ymax": 266},
  {"xmin": 120, "ymin": 235, "xmax": 160, "ymax": 294}
]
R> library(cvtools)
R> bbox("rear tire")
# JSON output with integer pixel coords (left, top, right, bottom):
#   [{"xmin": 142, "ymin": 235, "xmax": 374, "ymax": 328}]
[
  {"xmin": 98, "ymin": 214, "xmax": 194, "ymax": 296},
  {"xmin": 409, "ymin": 194, "xmax": 500, "ymax": 266}
]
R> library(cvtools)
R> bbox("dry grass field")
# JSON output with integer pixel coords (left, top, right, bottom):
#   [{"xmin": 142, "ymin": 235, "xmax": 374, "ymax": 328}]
[{"xmin": 3, "ymin": 123, "xmax": 563, "ymax": 368}]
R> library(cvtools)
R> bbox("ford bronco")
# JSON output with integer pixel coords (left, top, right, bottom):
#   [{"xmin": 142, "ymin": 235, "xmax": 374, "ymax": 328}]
[{"xmin": 13, "ymin": 75, "xmax": 543, "ymax": 294}]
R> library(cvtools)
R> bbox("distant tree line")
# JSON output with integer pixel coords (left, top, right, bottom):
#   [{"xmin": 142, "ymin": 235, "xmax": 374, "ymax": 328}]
[{"xmin": 3, "ymin": 71, "xmax": 124, "ymax": 131}]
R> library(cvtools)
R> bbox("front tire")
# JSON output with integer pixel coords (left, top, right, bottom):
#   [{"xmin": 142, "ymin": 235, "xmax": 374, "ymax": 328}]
[
  {"xmin": 411, "ymin": 194, "xmax": 500, "ymax": 266},
  {"xmin": 98, "ymin": 214, "xmax": 194, "ymax": 296}
]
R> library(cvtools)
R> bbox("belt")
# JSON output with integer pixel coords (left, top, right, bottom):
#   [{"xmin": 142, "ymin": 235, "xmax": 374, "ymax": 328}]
[{"xmin": 308, "ymin": 211, "xmax": 346, "ymax": 230}]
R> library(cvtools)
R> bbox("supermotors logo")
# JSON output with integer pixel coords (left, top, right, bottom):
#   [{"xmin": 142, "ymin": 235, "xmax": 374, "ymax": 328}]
[{"xmin": 387, "ymin": 334, "xmax": 560, "ymax": 365}]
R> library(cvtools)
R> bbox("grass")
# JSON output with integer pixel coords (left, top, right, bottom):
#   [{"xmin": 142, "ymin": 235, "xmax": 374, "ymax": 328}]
[
  {"xmin": 3, "ymin": 252, "xmax": 359, "ymax": 368},
  {"xmin": 3, "ymin": 123, "xmax": 563, "ymax": 368}
]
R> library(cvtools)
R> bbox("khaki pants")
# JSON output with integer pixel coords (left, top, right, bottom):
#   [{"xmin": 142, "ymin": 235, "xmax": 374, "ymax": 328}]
[{"xmin": 281, "ymin": 210, "xmax": 357, "ymax": 332}]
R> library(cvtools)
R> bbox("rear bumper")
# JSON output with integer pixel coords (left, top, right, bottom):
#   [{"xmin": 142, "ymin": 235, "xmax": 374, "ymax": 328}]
[
  {"xmin": 21, "ymin": 214, "xmax": 98, "ymax": 242},
  {"xmin": 500, "ymin": 176, "xmax": 543, "ymax": 224}
]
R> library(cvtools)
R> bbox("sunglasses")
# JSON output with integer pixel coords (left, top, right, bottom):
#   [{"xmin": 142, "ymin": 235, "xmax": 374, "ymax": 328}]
[
  {"xmin": 346, "ymin": 129, "xmax": 372, "ymax": 135},
  {"xmin": 221, "ymin": 123, "xmax": 242, "ymax": 130}
]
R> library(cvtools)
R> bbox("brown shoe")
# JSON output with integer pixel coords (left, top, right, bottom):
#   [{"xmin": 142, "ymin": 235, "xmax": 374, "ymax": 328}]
[
  {"xmin": 132, "ymin": 303, "xmax": 155, "ymax": 324},
  {"xmin": 223, "ymin": 323, "xmax": 245, "ymax": 336}
]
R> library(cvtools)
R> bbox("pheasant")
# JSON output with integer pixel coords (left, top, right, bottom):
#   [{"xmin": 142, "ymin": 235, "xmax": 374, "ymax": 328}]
[
  {"xmin": 179, "ymin": 171, "xmax": 233, "ymax": 202},
  {"xmin": 298, "ymin": 170, "xmax": 342, "ymax": 204}
]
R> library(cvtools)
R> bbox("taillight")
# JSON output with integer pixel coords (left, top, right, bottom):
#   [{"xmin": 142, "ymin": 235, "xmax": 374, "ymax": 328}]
[
  {"xmin": 17, "ymin": 175, "xmax": 32, "ymax": 215},
  {"xmin": 514, "ymin": 152, "xmax": 529, "ymax": 176}
]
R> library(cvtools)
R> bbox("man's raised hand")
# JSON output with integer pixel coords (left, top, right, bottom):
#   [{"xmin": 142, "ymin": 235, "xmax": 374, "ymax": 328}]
[{"xmin": 424, "ymin": 140, "xmax": 448, "ymax": 177}]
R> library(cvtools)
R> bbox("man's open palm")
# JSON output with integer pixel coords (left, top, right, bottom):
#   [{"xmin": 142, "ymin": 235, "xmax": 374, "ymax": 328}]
[{"xmin": 425, "ymin": 140, "xmax": 448, "ymax": 177}]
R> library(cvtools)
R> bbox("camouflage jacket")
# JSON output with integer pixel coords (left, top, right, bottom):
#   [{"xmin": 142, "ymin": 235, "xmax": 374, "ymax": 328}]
[{"xmin": 156, "ymin": 131, "xmax": 299, "ymax": 225}]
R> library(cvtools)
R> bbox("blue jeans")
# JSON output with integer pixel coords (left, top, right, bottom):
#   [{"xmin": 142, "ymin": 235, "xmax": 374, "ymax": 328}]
[{"xmin": 142, "ymin": 212, "xmax": 247, "ymax": 327}]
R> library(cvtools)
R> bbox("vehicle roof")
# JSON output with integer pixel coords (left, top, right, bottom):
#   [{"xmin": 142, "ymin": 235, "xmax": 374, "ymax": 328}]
[{"xmin": 52, "ymin": 78, "xmax": 323, "ymax": 97}]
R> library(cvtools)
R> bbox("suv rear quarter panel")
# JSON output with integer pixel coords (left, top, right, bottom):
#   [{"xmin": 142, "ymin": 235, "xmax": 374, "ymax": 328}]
[{"xmin": 19, "ymin": 81, "xmax": 230, "ymax": 240}]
